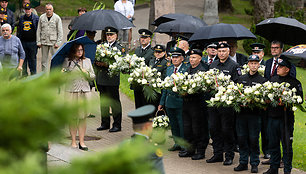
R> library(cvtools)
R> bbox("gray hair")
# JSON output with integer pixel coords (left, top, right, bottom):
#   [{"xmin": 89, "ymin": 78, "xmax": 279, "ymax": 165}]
[
  {"xmin": 1, "ymin": 23, "xmax": 12, "ymax": 31},
  {"xmin": 45, "ymin": 3, "xmax": 53, "ymax": 9}
]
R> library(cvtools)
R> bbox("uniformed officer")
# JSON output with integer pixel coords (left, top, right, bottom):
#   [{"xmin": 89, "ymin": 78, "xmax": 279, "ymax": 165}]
[
  {"xmin": 134, "ymin": 29, "xmax": 154, "ymax": 65},
  {"xmin": 207, "ymin": 43, "xmax": 239, "ymax": 165},
  {"xmin": 234, "ymin": 55, "xmax": 267, "ymax": 173},
  {"xmin": 149, "ymin": 44, "xmax": 168, "ymax": 79},
  {"xmin": 158, "ymin": 47, "xmax": 188, "ymax": 152},
  {"xmin": 250, "ymin": 43, "xmax": 271, "ymax": 160},
  {"xmin": 263, "ymin": 56, "xmax": 303, "ymax": 174},
  {"xmin": 178, "ymin": 49, "xmax": 210, "ymax": 160},
  {"xmin": 250, "ymin": 43, "xmax": 266, "ymax": 65},
  {"xmin": 202, "ymin": 42, "xmax": 218, "ymax": 65},
  {"xmin": 128, "ymin": 105, "xmax": 165, "ymax": 174},
  {"xmin": 132, "ymin": 29, "xmax": 154, "ymax": 109},
  {"xmin": 96, "ymin": 26, "xmax": 125, "ymax": 132}
]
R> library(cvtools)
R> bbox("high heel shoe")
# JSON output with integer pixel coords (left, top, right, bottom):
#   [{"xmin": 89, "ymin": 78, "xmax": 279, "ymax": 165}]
[{"xmin": 78, "ymin": 143, "xmax": 88, "ymax": 151}]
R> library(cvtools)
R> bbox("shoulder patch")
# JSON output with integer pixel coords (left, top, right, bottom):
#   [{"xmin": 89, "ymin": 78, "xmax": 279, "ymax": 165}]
[
  {"xmin": 167, "ymin": 62, "xmax": 171, "ymax": 67},
  {"xmin": 122, "ymin": 48, "xmax": 125, "ymax": 53},
  {"xmin": 155, "ymin": 148, "xmax": 163, "ymax": 157},
  {"xmin": 157, "ymin": 65, "xmax": 163, "ymax": 67}
]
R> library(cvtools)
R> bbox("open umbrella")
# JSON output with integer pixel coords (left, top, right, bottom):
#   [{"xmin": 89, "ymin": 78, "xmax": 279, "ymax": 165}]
[
  {"xmin": 51, "ymin": 36, "xmax": 97, "ymax": 68},
  {"xmin": 281, "ymin": 45, "xmax": 306, "ymax": 67},
  {"xmin": 255, "ymin": 17, "xmax": 306, "ymax": 45},
  {"xmin": 152, "ymin": 13, "xmax": 189, "ymax": 26},
  {"xmin": 189, "ymin": 23, "xmax": 256, "ymax": 42},
  {"xmin": 71, "ymin": 9, "xmax": 135, "ymax": 31},
  {"xmin": 154, "ymin": 16, "xmax": 207, "ymax": 34}
]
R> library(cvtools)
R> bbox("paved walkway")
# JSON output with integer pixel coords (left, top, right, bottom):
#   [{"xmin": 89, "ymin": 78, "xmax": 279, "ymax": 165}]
[{"xmin": 47, "ymin": 1, "xmax": 306, "ymax": 173}]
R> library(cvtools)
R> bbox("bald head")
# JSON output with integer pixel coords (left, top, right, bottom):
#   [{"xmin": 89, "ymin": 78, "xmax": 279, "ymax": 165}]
[{"xmin": 177, "ymin": 40, "xmax": 189, "ymax": 52}]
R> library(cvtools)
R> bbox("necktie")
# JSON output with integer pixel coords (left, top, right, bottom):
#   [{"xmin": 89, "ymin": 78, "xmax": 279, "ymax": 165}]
[
  {"xmin": 271, "ymin": 59, "xmax": 277, "ymax": 76},
  {"xmin": 209, "ymin": 58, "xmax": 213, "ymax": 64},
  {"xmin": 174, "ymin": 67, "xmax": 177, "ymax": 74}
]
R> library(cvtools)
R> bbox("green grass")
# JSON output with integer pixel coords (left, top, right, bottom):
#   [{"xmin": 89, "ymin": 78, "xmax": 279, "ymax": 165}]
[{"xmin": 41, "ymin": 0, "xmax": 150, "ymax": 17}]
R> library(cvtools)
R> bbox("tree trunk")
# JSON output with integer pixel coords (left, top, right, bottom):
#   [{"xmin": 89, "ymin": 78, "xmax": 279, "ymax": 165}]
[
  {"xmin": 218, "ymin": 0, "xmax": 234, "ymax": 13},
  {"xmin": 254, "ymin": 0, "xmax": 274, "ymax": 23}
]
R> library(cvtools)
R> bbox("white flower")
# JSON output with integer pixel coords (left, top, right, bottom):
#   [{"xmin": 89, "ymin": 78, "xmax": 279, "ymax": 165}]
[
  {"xmin": 292, "ymin": 106, "xmax": 297, "ymax": 111},
  {"xmin": 297, "ymin": 96, "xmax": 302, "ymax": 103},
  {"xmin": 226, "ymin": 100, "xmax": 232, "ymax": 105},
  {"xmin": 141, "ymin": 79, "xmax": 147, "ymax": 84},
  {"xmin": 172, "ymin": 86, "xmax": 177, "ymax": 92}
]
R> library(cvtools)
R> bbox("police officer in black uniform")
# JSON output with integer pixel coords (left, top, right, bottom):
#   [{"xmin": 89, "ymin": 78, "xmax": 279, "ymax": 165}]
[
  {"xmin": 250, "ymin": 43, "xmax": 266, "ymax": 65},
  {"xmin": 96, "ymin": 26, "xmax": 125, "ymax": 132},
  {"xmin": 206, "ymin": 43, "xmax": 239, "ymax": 165},
  {"xmin": 263, "ymin": 56, "xmax": 303, "ymax": 174},
  {"xmin": 128, "ymin": 105, "xmax": 165, "ymax": 174},
  {"xmin": 234, "ymin": 55, "xmax": 267, "ymax": 173},
  {"xmin": 178, "ymin": 49, "xmax": 210, "ymax": 160}
]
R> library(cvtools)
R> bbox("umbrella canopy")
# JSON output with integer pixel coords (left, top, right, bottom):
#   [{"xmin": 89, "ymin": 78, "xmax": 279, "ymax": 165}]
[
  {"xmin": 189, "ymin": 23, "xmax": 256, "ymax": 42},
  {"xmin": 51, "ymin": 36, "xmax": 97, "ymax": 68},
  {"xmin": 255, "ymin": 17, "xmax": 306, "ymax": 45},
  {"xmin": 281, "ymin": 45, "xmax": 306, "ymax": 67},
  {"xmin": 72, "ymin": 9, "xmax": 135, "ymax": 31},
  {"xmin": 154, "ymin": 16, "xmax": 207, "ymax": 34},
  {"xmin": 152, "ymin": 13, "xmax": 190, "ymax": 26}
]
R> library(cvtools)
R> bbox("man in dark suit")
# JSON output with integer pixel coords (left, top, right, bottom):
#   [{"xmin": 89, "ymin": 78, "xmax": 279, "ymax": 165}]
[
  {"xmin": 134, "ymin": 29, "xmax": 154, "ymax": 66},
  {"xmin": 250, "ymin": 43, "xmax": 266, "ymax": 65},
  {"xmin": 228, "ymin": 39, "xmax": 248, "ymax": 67},
  {"xmin": 96, "ymin": 26, "xmax": 125, "ymax": 132},
  {"xmin": 158, "ymin": 47, "xmax": 188, "ymax": 152},
  {"xmin": 264, "ymin": 40, "xmax": 296, "ymax": 81},
  {"xmin": 202, "ymin": 42, "xmax": 218, "ymax": 65}
]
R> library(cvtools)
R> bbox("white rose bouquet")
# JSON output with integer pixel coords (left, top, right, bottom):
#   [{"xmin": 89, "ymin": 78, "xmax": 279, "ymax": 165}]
[
  {"xmin": 208, "ymin": 82, "xmax": 243, "ymax": 112},
  {"xmin": 109, "ymin": 54, "xmax": 146, "ymax": 76},
  {"xmin": 201, "ymin": 69, "xmax": 232, "ymax": 93},
  {"xmin": 262, "ymin": 81, "xmax": 303, "ymax": 109},
  {"xmin": 95, "ymin": 43, "xmax": 122, "ymax": 65},
  {"xmin": 152, "ymin": 115, "xmax": 170, "ymax": 129}
]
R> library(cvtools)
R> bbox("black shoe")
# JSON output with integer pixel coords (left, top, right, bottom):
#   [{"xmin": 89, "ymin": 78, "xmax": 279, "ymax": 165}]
[
  {"xmin": 168, "ymin": 145, "xmax": 181, "ymax": 151},
  {"xmin": 191, "ymin": 153, "xmax": 205, "ymax": 160},
  {"xmin": 223, "ymin": 158, "xmax": 233, "ymax": 165},
  {"xmin": 206, "ymin": 155, "xmax": 223, "ymax": 163},
  {"xmin": 109, "ymin": 127, "xmax": 121, "ymax": 132},
  {"xmin": 234, "ymin": 163, "xmax": 248, "ymax": 171},
  {"xmin": 284, "ymin": 172, "xmax": 291, "ymax": 174},
  {"xmin": 97, "ymin": 125, "xmax": 109, "ymax": 131},
  {"xmin": 78, "ymin": 143, "xmax": 88, "ymax": 151},
  {"xmin": 251, "ymin": 165, "xmax": 258, "ymax": 173},
  {"xmin": 261, "ymin": 159, "xmax": 271, "ymax": 165},
  {"xmin": 263, "ymin": 168, "xmax": 278, "ymax": 174},
  {"xmin": 263, "ymin": 153, "xmax": 271, "ymax": 159},
  {"xmin": 178, "ymin": 151, "xmax": 194, "ymax": 157}
]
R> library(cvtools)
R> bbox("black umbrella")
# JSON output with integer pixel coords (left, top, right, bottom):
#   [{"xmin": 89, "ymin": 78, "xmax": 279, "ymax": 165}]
[
  {"xmin": 152, "ymin": 13, "xmax": 189, "ymax": 26},
  {"xmin": 189, "ymin": 23, "xmax": 256, "ymax": 42},
  {"xmin": 154, "ymin": 16, "xmax": 207, "ymax": 34},
  {"xmin": 72, "ymin": 9, "xmax": 135, "ymax": 31},
  {"xmin": 255, "ymin": 17, "xmax": 306, "ymax": 45},
  {"xmin": 281, "ymin": 44, "xmax": 306, "ymax": 67}
]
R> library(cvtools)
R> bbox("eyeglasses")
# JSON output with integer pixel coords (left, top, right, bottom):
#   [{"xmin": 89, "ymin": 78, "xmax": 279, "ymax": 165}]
[{"xmin": 76, "ymin": 49, "xmax": 83, "ymax": 52}]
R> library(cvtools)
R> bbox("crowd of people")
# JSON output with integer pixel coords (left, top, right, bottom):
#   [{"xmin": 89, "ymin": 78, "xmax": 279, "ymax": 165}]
[{"xmin": 0, "ymin": 1, "xmax": 304, "ymax": 174}]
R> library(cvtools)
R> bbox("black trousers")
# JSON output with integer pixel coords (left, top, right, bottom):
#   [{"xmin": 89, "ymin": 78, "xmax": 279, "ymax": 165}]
[
  {"xmin": 208, "ymin": 107, "xmax": 235, "ymax": 159},
  {"xmin": 261, "ymin": 111, "xmax": 269, "ymax": 155},
  {"xmin": 97, "ymin": 85, "xmax": 122, "ymax": 128},
  {"xmin": 182, "ymin": 97, "xmax": 209, "ymax": 153},
  {"xmin": 133, "ymin": 85, "xmax": 148, "ymax": 109}
]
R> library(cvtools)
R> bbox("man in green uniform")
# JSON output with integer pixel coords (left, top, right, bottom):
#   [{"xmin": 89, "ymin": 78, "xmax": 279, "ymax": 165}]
[
  {"xmin": 96, "ymin": 26, "xmax": 125, "ymax": 132},
  {"xmin": 158, "ymin": 47, "xmax": 188, "ymax": 152},
  {"xmin": 128, "ymin": 105, "xmax": 165, "ymax": 174}
]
